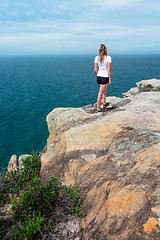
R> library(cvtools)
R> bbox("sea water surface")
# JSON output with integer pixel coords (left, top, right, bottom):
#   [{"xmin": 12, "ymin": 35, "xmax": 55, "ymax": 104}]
[{"xmin": 0, "ymin": 54, "xmax": 160, "ymax": 169}]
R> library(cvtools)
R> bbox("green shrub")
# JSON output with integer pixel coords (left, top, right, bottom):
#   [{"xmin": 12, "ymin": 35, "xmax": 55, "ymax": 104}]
[
  {"xmin": 0, "ymin": 193, "xmax": 8, "ymax": 205},
  {"xmin": 0, "ymin": 152, "xmax": 41, "ymax": 194},
  {"xmin": 8, "ymin": 177, "xmax": 83, "ymax": 219},
  {"xmin": 20, "ymin": 151, "xmax": 41, "ymax": 181},
  {"xmin": 11, "ymin": 211, "xmax": 51, "ymax": 240},
  {"xmin": 0, "ymin": 222, "xmax": 5, "ymax": 232},
  {"xmin": 1, "ymin": 151, "xmax": 83, "ymax": 239},
  {"xmin": 61, "ymin": 184, "xmax": 83, "ymax": 217},
  {"xmin": 9, "ymin": 177, "xmax": 60, "ymax": 219},
  {"xmin": 146, "ymin": 84, "xmax": 153, "ymax": 90}
]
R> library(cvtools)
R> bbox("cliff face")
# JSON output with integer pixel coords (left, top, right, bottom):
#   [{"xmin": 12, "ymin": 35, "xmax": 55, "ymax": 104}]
[{"xmin": 41, "ymin": 85, "xmax": 160, "ymax": 239}]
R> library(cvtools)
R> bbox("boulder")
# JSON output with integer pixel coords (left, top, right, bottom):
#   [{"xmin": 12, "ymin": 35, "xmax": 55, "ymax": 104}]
[
  {"xmin": 122, "ymin": 87, "xmax": 140, "ymax": 97},
  {"xmin": 136, "ymin": 78, "xmax": 160, "ymax": 89},
  {"xmin": 8, "ymin": 154, "xmax": 31, "ymax": 171},
  {"xmin": 18, "ymin": 154, "xmax": 31, "ymax": 169},
  {"xmin": 41, "ymin": 91, "xmax": 160, "ymax": 239},
  {"xmin": 123, "ymin": 79, "xmax": 160, "ymax": 98},
  {"xmin": 7, "ymin": 155, "xmax": 17, "ymax": 172}
]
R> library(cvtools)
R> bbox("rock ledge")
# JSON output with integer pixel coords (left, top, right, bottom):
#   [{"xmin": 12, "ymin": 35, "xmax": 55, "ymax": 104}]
[{"xmin": 40, "ymin": 80, "xmax": 160, "ymax": 240}]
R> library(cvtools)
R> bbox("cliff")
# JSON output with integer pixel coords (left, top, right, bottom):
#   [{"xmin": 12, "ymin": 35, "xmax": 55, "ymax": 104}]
[
  {"xmin": 8, "ymin": 79, "xmax": 160, "ymax": 239},
  {"xmin": 40, "ymin": 79, "xmax": 160, "ymax": 240}
]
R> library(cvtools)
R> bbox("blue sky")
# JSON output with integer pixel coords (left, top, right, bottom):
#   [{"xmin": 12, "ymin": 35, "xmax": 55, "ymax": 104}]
[{"xmin": 0, "ymin": 0, "xmax": 160, "ymax": 55}]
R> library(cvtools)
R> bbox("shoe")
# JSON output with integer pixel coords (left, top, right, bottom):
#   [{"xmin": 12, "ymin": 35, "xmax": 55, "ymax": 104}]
[
  {"xmin": 103, "ymin": 103, "xmax": 109, "ymax": 108},
  {"xmin": 96, "ymin": 109, "xmax": 101, "ymax": 112}
]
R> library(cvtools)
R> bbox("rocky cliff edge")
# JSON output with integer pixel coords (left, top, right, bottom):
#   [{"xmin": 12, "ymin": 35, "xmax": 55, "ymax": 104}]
[
  {"xmin": 40, "ymin": 79, "xmax": 160, "ymax": 239},
  {"xmin": 10, "ymin": 79, "xmax": 160, "ymax": 240}
]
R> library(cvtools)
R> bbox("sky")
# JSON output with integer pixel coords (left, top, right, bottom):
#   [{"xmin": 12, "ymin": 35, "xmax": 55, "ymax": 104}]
[{"xmin": 0, "ymin": 0, "xmax": 160, "ymax": 55}]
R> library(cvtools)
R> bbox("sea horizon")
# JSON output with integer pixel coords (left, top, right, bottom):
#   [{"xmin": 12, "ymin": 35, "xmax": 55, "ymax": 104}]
[{"xmin": 1, "ymin": 53, "xmax": 160, "ymax": 57}]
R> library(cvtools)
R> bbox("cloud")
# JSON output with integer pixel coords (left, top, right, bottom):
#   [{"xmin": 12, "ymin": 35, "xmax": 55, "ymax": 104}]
[
  {"xmin": 87, "ymin": 0, "xmax": 137, "ymax": 9},
  {"xmin": 0, "ymin": 0, "xmax": 160, "ymax": 54},
  {"xmin": 1, "ymin": 22, "xmax": 160, "ymax": 43},
  {"xmin": 0, "ymin": 0, "xmax": 83, "ymax": 22}
]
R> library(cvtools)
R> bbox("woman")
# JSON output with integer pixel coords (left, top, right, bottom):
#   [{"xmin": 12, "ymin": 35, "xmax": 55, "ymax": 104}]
[{"xmin": 94, "ymin": 44, "xmax": 112, "ymax": 112}]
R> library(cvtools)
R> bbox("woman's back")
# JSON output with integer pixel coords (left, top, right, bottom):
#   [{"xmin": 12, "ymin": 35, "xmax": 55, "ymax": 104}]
[{"xmin": 94, "ymin": 55, "xmax": 112, "ymax": 77}]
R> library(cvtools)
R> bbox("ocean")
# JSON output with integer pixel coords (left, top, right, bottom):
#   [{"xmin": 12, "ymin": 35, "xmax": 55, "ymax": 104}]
[{"xmin": 0, "ymin": 54, "xmax": 160, "ymax": 169}]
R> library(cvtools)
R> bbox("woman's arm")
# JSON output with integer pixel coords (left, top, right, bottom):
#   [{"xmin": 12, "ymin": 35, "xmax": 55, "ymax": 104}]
[
  {"xmin": 108, "ymin": 62, "xmax": 111, "ymax": 84},
  {"xmin": 94, "ymin": 62, "xmax": 98, "ymax": 76}
]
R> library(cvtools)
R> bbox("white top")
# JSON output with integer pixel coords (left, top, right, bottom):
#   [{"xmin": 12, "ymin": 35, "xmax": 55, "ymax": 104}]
[{"xmin": 94, "ymin": 55, "xmax": 112, "ymax": 77}]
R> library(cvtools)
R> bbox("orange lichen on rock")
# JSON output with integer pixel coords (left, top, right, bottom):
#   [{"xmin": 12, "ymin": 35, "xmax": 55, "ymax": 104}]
[
  {"xmin": 99, "ymin": 191, "xmax": 146, "ymax": 218},
  {"xmin": 143, "ymin": 217, "xmax": 160, "ymax": 233}
]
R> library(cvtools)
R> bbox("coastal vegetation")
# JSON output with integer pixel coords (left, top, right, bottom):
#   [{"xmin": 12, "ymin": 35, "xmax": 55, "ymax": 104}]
[
  {"xmin": 138, "ymin": 84, "xmax": 160, "ymax": 91},
  {"xmin": 0, "ymin": 152, "xmax": 83, "ymax": 239}
]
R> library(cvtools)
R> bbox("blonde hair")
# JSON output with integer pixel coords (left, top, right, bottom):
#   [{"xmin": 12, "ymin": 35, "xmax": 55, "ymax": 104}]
[{"xmin": 98, "ymin": 44, "xmax": 107, "ymax": 63}]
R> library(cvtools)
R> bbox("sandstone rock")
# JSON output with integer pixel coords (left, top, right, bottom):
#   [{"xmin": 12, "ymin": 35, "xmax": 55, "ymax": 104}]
[
  {"xmin": 122, "ymin": 87, "xmax": 140, "ymax": 97},
  {"xmin": 136, "ymin": 78, "xmax": 160, "ymax": 88},
  {"xmin": 123, "ymin": 79, "xmax": 160, "ymax": 98},
  {"xmin": 7, "ymin": 154, "xmax": 31, "ymax": 171},
  {"xmin": 18, "ymin": 154, "xmax": 31, "ymax": 168},
  {"xmin": 41, "ymin": 91, "xmax": 160, "ymax": 239},
  {"xmin": 143, "ymin": 217, "xmax": 160, "ymax": 233},
  {"xmin": 7, "ymin": 155, "xmax": 17, "ymax": 172},
  {"xmin": 106, "ymin": 96, "xmax": 131, "ymax": 107}
]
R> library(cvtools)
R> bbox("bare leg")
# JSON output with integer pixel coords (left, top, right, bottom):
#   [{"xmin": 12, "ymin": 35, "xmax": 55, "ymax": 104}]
[
  {"xmin": 102, "ymin": 84, "xmax": 108, "ymax": 104},
  {"xmin": 97, "ymin": 84, "xmax": 107, "ymax": 110}
]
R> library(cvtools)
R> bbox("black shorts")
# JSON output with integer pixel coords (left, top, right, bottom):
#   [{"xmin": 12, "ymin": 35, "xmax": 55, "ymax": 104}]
[{"xmin": 97, "ymin": 76, "xmax": 109, "ymax": 85}]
